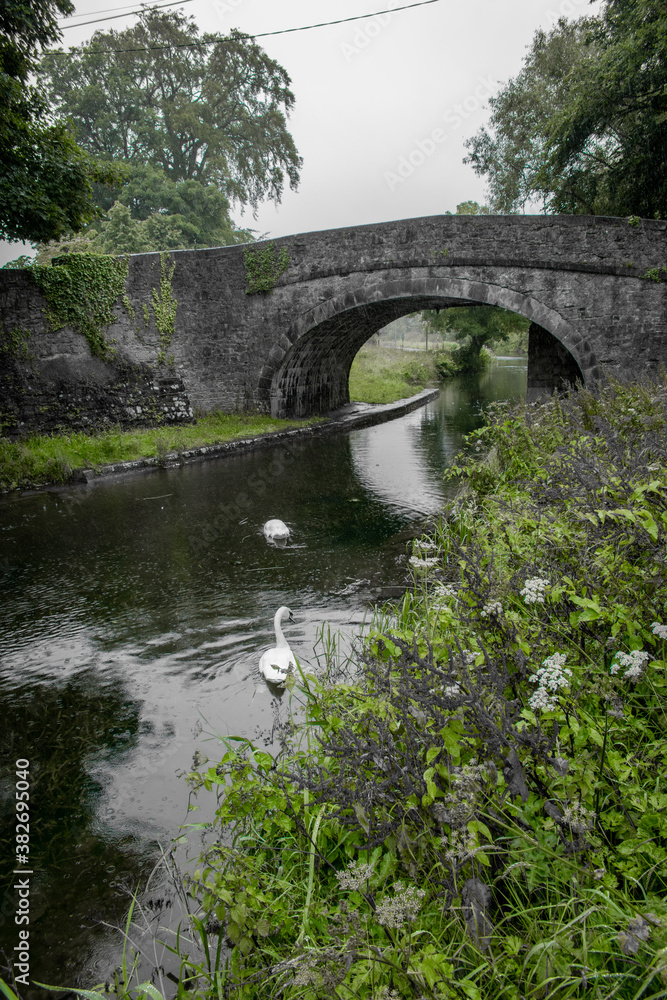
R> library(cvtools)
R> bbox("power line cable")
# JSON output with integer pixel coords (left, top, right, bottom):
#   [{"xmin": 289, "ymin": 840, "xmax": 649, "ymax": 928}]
[
  {"xmin": 60, "ymin": 0, "xmax": 442, "ymax": 42},
  {"xmin": 61, "ymin": 0, "xmax": 180, "ymax": 19},
  {"xmin": 61, "ymin": 0, "xmax": 194, "ymax": 29}
]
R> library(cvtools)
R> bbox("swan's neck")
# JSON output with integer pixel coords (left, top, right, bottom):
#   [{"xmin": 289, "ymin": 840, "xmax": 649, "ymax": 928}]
[{"xmin": 274, "ymin": 610, "xmax": 289, "ymax": 647}]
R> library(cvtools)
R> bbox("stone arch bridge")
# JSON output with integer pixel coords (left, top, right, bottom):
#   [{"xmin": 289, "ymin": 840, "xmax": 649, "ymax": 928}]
[{"xmin": 2, "ymin": 213, "xmax": 667, "ymax": 425}]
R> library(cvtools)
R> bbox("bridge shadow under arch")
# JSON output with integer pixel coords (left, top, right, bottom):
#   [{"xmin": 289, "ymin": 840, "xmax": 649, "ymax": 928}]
[{"xmin": 262, "ymin": 275, "xmax": 590, "ymax": 418}]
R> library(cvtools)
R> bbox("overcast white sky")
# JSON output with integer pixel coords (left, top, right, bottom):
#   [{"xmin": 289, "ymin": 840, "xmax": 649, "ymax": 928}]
[{"xmin": 1, "ymin": 0, "xmax": 603, "ymax": 263}]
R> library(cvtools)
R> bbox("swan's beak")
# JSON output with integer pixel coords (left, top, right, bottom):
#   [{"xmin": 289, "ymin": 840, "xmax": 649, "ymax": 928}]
[{"xmin": 288, "ymin": 611, "xmax": 296, "ymax": 623}]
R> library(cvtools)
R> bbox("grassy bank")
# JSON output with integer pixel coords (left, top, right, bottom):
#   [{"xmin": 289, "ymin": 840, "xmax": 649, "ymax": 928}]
[
  {"xmin": 34, "ymin": 375, "xmax": 667, "ymax": 999},
  {"xmin": 157, "ymin": 376, "xmax": 667, "ymax": 999},
  {"xmin": 0, "ymin": 413, "xmax": 315, "ymax": 491},
  {"xmin": 349, "ymin": 343, "xmax": 458, "ymax": 404}
]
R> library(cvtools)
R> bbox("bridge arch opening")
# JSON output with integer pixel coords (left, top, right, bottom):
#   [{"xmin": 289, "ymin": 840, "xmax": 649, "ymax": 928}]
[{"xmin": 262, "ymin": 276, "xmax": 591, "ymax": 418}]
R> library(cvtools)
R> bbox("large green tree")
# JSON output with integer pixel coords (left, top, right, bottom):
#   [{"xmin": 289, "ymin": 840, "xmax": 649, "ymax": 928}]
[
  {"xmin": 465, "ymin": 2, "xmax": 667, "ymax": 217},
  {"xmin": 463, "ymin": 19, "xmax": 597, "ymax": 214},
  {"xmin": 32, "ymin": 164, "xmax": 253, "ymax": 261},
  {"xmin": 38, "ymin": 8, "xmax": 302, "ymax": 212},
  {"xmin": 422, "ymin": 306, "xmax": 529, "ymax": 371},
  {"xmin": 0, "ymin": 0, "xmax": 121, "ymax": 243}
]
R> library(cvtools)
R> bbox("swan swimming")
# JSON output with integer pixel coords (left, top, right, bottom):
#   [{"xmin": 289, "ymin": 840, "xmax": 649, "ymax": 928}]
[
  {"xmin": 263, "ymin": 519, "xmax": 291, "ymax": 544},
  {"xmin": 259, "ymin": 606, "xmax": 296, "ymax": 685}
]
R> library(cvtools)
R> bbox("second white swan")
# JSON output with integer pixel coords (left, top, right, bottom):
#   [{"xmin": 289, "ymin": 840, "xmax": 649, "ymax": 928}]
[{"xmin": 259, "ymin": 606, "xmax": 296, "ymax": 685}]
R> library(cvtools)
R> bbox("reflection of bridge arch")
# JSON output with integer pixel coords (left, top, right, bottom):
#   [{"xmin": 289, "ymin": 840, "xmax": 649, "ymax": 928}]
[{"xmin": 263, "ymin": 274, "xmax": 591, "ymax": 418}]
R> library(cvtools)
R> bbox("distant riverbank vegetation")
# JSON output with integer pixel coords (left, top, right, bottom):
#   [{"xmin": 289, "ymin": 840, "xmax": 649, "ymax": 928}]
[
  {"xmin": 349, "ymin": 309, "xmax": 529, "ymax": 405},
  {"xmin": 137, "ymin": 374, "xmax": 665, "ymax": 999}
]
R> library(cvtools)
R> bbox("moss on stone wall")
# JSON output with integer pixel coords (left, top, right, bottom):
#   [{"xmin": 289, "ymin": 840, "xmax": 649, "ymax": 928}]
[
  {"xmin": 28, "ymin": 253, "xmax": 128, "ymax": 359},
  {"xmin": 243, "ymin": 242, "xmax": 289, "ymax": 294},
  {"xmin": 0, "ymin": 323, "xmax": 32, "ymax": 361}
]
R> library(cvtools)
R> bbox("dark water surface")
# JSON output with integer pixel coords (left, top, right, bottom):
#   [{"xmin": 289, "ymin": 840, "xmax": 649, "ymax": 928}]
[{"xmin": 0, "ymin": 361, "xmax": 525, "ymax": 995}]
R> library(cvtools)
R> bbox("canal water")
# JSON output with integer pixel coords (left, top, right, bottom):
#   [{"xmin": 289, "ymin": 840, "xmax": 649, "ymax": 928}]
[{"xmin": 0, "ymin": 360, "xmax": 525, "ymax": 995}]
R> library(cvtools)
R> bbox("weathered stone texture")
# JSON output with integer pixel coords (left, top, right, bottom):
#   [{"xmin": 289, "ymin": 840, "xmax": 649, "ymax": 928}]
[{"xmin": 1, "ymin": 214, "xmax": 667, "ymax": 424}]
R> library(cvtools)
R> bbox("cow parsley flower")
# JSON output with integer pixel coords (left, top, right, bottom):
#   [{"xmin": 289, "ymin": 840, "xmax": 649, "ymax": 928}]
[
  {"xmin": 480, "ymin": 600, "xmax": 502, "ymax": 618},
  {"xmin": 335, "ymin": 859, "xmax": 375, "ymax": 891},
  {"xmin": 375, "ymin": 882, "xmax": 426, "ymax": 928},
  {"xmin": 528, "ymin": 652, "xmax": 571, "ymax": 712},
  {"xmin": 413, "ymin": 539, "xmax": 437, "ymax": 553},
  {"xmin": 561, "ymin": 801, "xmax": 595, "ymax": 834},
  {"xmin": 611, "ymin": 649, "xmax": 649, "ymax": 681},
  {"xmin": 408, "ymin": 556, "xmax": 438, "ymax": 573},
  {"xmin": 520, "ymin": 577, "xmax": 550, "ymax": 604},
  {"xmin": 651, "ymin": 622, "xmax": 667, "ymax": 640}
]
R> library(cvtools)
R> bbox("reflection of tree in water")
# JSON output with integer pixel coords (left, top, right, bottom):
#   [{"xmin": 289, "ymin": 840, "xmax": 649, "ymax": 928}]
[{"xmin": 0, "ymin": 675, "xmax": 151, "ymax": 995}]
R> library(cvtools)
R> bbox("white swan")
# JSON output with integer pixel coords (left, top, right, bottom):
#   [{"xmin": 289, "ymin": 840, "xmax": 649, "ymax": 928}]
[
  {"xmin": 259, "ymin": 606, "xmax": 296, "ymax": 685},
  {"xmin": 263, "ymin": 519, "xmax": 291, "ymax": 544}
]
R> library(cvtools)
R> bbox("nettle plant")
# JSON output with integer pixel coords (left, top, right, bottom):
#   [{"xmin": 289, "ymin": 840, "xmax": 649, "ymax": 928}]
[{"xmin": 167, "ymin": 377, "xmax": 667, "ymax": 998}]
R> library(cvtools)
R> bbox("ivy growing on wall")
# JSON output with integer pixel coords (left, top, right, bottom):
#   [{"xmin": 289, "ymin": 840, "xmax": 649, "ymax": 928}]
[
  {"xmin": 28, "ymin": 253, "xmax": 129, "ymax": 359},
  {"xmin": 243, "ymin": 241, "xmax": 289, "ymax": 294},
  {"xmin": 151, "ymin": 252, "xmax": 178, "ymax": 365}
]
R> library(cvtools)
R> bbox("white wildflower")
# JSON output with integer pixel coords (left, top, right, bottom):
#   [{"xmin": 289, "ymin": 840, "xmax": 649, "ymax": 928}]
[
  {"xmin": 375, "ymin": 882, "xmax": 426, "ymax": 928},
  {"xmin": 335, "ymin": 859, "xmax": 375, "ymax": 891},
  {"xmin": 561, "ymin": 801, "xmax": 595, "ymax": 834},
  {"xmin": 408, "ymin": 555, "xmax": 438, "ymax": 573},
  {"xmin": 433, "ymin": 582, "xmax": 457, "ymax": 599},
  {"xmin": 651, "ymin": 622, "xmax": 667, "ymax": 640},
  {"xmin": 444, "ymin": 683, "xmax": 461, "ymax": 698},
  {"xmin": 413, "ymin": 539, "xmax": 437, "ymax": 553},
  {"xmin": 441, "ymin": 829, "xmax": 478, "ymax": 865},
  {"xmin": 611, "ymin": 649, "xmax": 649, "ymax": 682},
  {"xmin": 480, "ymin": 600, "xmax": 503, "ymax": 618},
  {"xmin": 529, "ymin": 686, "xmax": 557, "ymax": 712},
  {"xmin": 520, "ymin": 577, "xmax": 551, "ymax": 604},
  {"xmin": 528, "ymin": 652, "xmax": 571, "ymax": 712}
]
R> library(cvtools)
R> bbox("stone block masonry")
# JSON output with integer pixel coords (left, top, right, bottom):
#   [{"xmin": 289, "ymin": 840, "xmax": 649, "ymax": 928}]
[
  {"xmin": 0, "ymin": 268, "xmax": 193, "ymax": 436},
  {"xmin": 1, "ymin": 214, "xmax": 667, "ymax": 429}
]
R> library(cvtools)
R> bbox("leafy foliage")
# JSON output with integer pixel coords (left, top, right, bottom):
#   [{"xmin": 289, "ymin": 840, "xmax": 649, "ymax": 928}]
[
  {"xmin": 465, "ymin": 3, "xmax": 667, "ymax": 217},
  {"xmin": 0, "ymin": 0, "xmax": 122, "ymax": 243},
  {"xmin": 448, "ymin": 201, "xmax": 492, "ymax": 216},
  {"xmin": 38, "ymin": 8, "xmax": 302, "ymax": 212},
  {"xmin": 150, "ymin": 252, "xmax": 177, "ymax": 365},
  {"xmin": 464, "ymin": 19, "xmax": 595, "ymax": 214},
  {"xmin": 544, "ymin": 0, "xmax": 667, "ymax": 217},
  {"xmin": 28, "ymin": 253, "xmax": 128, "ymax": 358},
  {"xmin": 32, "ymin": 168, "xmax": 254, "ymax": 260}
]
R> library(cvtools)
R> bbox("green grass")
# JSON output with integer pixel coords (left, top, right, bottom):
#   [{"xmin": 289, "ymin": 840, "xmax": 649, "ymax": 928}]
[
  {"xmin": 349, "ymin": 344, "xmax": 454, "ymax": 404},
  {"xmin": 0, "ymin": 412, "xmax": 316, "ymax": 491}
]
